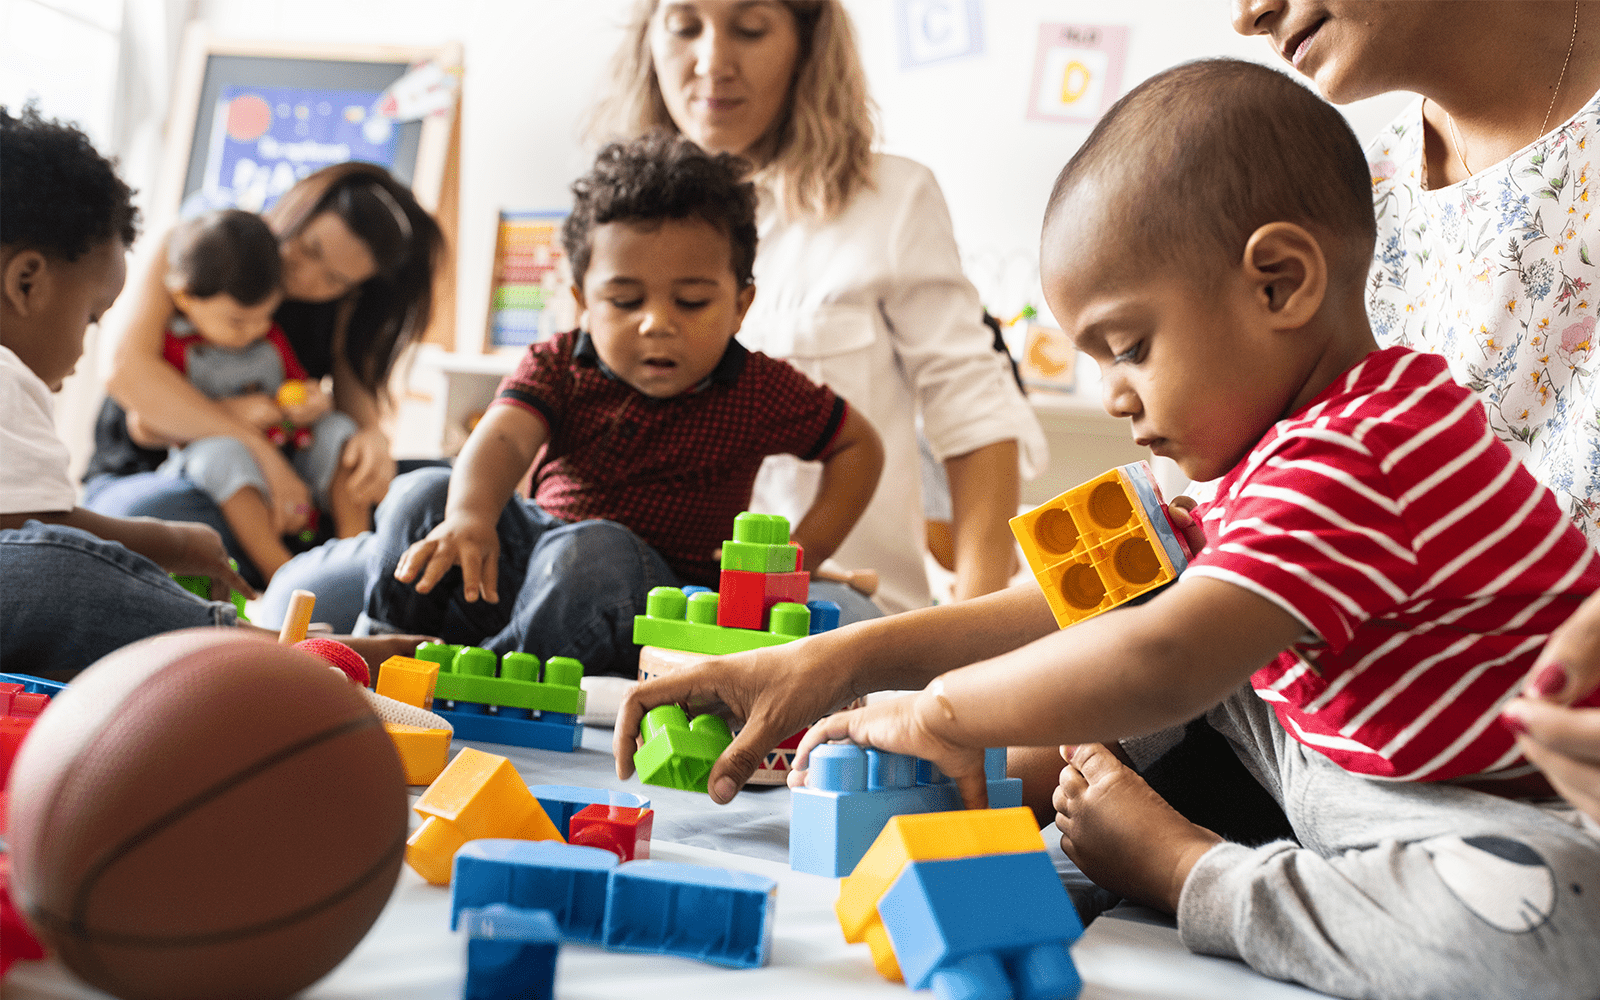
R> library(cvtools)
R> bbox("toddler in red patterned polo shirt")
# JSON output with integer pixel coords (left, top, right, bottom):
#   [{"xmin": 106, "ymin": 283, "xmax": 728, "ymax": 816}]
[{"xmin": 362, "ymin": 133, "xmax": 882, "ymax": 678}]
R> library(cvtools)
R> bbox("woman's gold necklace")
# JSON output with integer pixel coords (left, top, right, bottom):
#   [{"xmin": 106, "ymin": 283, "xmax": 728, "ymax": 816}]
[{"xmin": 1443, "ymin": 0, "xmax": 1578, "ymax": 181}]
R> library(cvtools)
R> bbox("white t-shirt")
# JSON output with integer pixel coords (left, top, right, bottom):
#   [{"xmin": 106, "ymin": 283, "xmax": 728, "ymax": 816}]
[
  {"xmin": 739, "ymin": 154, "xmax": 1048, "ymax": 613},
  {"xmin": 0, "ymin": 344, "xmax": 78, "ymax": 516},
  {"xmin": 1367, "ymin": 87, "xmax": 1600, "ymax": 545}
]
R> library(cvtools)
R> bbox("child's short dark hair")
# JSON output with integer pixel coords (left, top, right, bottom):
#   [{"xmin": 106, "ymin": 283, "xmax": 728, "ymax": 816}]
[
  {"xmin": 167, "ymin": 209, "xmax": 283, "ymax": 306},
  {"xmin": 0, "ymin": 103, "xmax": 139, "ymax": 261},
  {"xmin": 1044, "ymin": 58, "xmax": 1375, "ymax": 284},
  {"xmin": 562, "ymin": 133, "xmax": 759, "ymax": 290}
]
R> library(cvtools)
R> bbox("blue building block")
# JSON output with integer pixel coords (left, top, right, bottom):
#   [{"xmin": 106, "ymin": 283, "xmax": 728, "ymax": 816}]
[
  {"xmin": 790, "ymin": 746, "xmax": 1022, "ymax": 877},
  {"xmin": 806, "ymin": 599, "xmax": 841, "ymax": 635},
  {"xmin": 877, "ymin": 850, "xmax": 1083, "ymax": 1000},
  {"xmin": 452, "ymin": 840, "xmax": 619, "ymax": 945},
  {"xmin": 527, "ymin": 785, "xmax": 651, "ymax": 839},
  {"xmin": 602, "ymin": 860, "xmax": 778, "ymax": 969},
  {"xmin": 460, "ymin": 904, "xmax": 560, "ymax": 1000},
  {"xmin": 434, "ymin": 707, "xmax": 583, "ymax": 752},
  {"xmin": 0, "ymin": 673, "xmax": 67, "ymax": 696}
]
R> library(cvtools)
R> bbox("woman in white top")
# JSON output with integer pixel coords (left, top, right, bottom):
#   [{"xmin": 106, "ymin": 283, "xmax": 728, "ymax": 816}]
[
  {"xmin": 589, "ymin": 0, "xmax": 1047, "ymax": 614},
  {"xmin": 1234, "ymin": 0, "xmax": 1600, "ymax": 825}
]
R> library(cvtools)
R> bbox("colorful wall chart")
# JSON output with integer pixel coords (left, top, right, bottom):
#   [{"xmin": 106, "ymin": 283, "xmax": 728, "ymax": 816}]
[{"xmin": 1026, "ymin": 23, "xmax": 1129, "ymax": 125}]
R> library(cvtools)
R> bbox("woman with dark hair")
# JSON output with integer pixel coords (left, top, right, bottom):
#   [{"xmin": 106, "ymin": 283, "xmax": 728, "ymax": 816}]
[{"xmin": 84, "ymin": 162, "xmax": 446, "ymax": 589}]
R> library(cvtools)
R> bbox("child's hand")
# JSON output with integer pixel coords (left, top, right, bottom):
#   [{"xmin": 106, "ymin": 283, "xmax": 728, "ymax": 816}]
[
  {"xmin": 1167, "ymin": 495, "xmax": 1207, "ymax": 555},
  {"xmin": 280, "ymin": 381, "xmax": 332, "ymax": 427},
  {"xmin": 161, "ymin": 521, "xmax": 257, "ymax": 600},
  {"xmin": 395, "ymin": 513, "xmax": 500, "ymax": 603},
  {"xmin": 788, "ymin": 686, "xmax": 991, "ymax": 810},
  {"xmin": 219, "ymin": 392, "xmax": 286, "ymax": 432}
]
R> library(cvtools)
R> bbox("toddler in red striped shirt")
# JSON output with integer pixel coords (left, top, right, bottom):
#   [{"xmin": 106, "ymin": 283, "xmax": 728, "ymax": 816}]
[{"xmin": 788, "ymin": 59, "xmax": 1600, "ymax": 1000}]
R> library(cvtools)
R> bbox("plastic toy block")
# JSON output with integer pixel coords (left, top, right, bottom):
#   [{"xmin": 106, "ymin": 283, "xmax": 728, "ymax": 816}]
[
  {"xmin": 421, "ymin": 643, "xmax": 587, "ymax": 717},
  {"xmin": 460, "ymin": 904, "xmax": 560, "ymax": 1000},
  {"xmin": 0, "ymin": 673, "xmax": 67, "ymax": 696},
  {"xmin": 720, "ymin": 540, "xmax": 799, "ymax": 573},
  {"xmin": 0, "ymin": 674, "xmax": 59, "ymax": 799},
  {"xmin": 877, "ymin": 850, "xmax": 1083, "ymax": 1000},
  {"xmin": 384, "ymin": 723, "xmax": 453, "ymax": 784},
  {"xmin": 407, "ymin": 747, "xmax": 565, "ymax": 885},
  {"xmin": 1009, "ymin": 461, "xmax": 1193, "ymax": 630},
  {"xmin": 733, "ymin": 510, "xmax": 791, "ymax": 545},
  {"xmin": 376, "ymin": 654, "xmax": 440, "ymax": 710},
  {"xmin": 435, "ymin": 708, "xmax": 583, "ymax": 752},
  {"xmin": 601, "ymin": 860, "xmax": 778, "ymax": 968},
  {"xmin": 1, "ymin": 855, "xmax": 44, "ymax": 975},
  {"xmin": 716, "ymin": 568, "xmax": 810, "ymax": 629},
  {"xmin": 569, "ymin": 803, "xmax": 654, "ymax": 861},
  {"xmin": 171, "ymin": 567, "xmax": 249, "ymax": 621},
  {"xmin": 633, "ymin": 704, "xmax": 734, "ymax": 793},
  {"xmin": 836, "ymin": 807, "xmax": 1045, "ymax": 981},
  {"xmin": 634, "ymin": 586, "xmax": 809, "ymax": 656},
  {"xmin": 452, "ymin": 839, "xmax": 618, "ymax": 945},
  {"xmin": 789, "ymin": 746, "xmax": 1024, "ymax": 878},
  {"xmin": 527, "ymin": 785, "xmax": 651, "ymax": 839},
  {"xmin": 807, "ymin": 599, "xmax": 841, "ymax": 634}
]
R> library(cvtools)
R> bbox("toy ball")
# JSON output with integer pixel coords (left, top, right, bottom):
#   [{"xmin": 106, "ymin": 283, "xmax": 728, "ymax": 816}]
[
  {"xmin": 296, "ymin": 636, "xmax": 371, "ymax": 687},
  {"xmin": 5, "ymin": 628, "xmax": 408, "ymax": 1000}
]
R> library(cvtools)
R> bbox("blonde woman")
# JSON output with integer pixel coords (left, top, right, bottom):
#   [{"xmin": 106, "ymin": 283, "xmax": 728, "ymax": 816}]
[{"xmin": 590, "ymin": 0, "xmax": 1046, "ymax": 616}]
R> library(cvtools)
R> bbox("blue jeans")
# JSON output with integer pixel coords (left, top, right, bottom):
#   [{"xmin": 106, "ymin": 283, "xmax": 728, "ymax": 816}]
[
  {"xmin": 362, "ymin": 468, "xmax": 682, "ymax": 678},
  {"xmin": 0, "ymin": 521, "xmax": 237, "ymax": 680}
]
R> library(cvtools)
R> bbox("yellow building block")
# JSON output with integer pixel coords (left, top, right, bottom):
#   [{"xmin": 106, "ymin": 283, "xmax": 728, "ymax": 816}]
[
  {"xmin": 836, "ymin": 807, "xmax": 1044, "ymax": 982},
  {"xmin": 405, "ymin": 746, "xmax": 565, "ymax": 885},
  {"xmin": 376, "ymin": 654, "xmax": 440, "ymax": 710},
  {"xmin": 1009, "ymin": 461, "xmax": 1192, "ymax": 630},
  {"xmin": 384, "ymin": 722, "xmax": 452, "ymax": 785}
]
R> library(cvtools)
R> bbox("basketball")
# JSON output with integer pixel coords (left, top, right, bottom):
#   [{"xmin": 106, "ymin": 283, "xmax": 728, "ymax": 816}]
[{"xmin": 5, "ymin": 628, "xmax": 408, "ymax": 1000}]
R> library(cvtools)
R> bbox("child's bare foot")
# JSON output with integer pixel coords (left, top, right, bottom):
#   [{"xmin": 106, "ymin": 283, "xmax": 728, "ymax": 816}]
[{"xmin": 1052, "ymin": 743, "xmax": 1222, "ymax": 913}]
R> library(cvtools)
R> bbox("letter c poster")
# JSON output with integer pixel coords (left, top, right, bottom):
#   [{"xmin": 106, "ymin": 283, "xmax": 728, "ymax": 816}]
[{"xmin": 1027, "ymin": 24, "xmax": 1128, "ymax": 125}]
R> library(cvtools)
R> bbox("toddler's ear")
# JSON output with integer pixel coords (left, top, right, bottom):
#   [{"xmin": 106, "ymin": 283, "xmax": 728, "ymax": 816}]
[
  {"xmin": 1242, "ymin": 222, "xmax": 1326, "ymax": 329},
  {"xmin": 569, "ymin": 284, "xmax": 589, "ymax": 329},
  {"xmin": 1, "ymin": 249, "xmax": 48, "ymax": 315}
]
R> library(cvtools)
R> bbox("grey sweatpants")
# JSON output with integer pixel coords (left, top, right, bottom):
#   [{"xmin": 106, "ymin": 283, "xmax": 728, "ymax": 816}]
[{"xmin": 1173, "ymin": 687, "xmax": 1600, "ymax": 1000}]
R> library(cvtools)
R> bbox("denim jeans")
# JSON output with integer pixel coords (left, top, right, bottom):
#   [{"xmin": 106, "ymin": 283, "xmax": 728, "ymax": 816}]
[
  {"xmin": 362, "ymin": 468, "xmax": 683, "ymax": 678},
  {"xmin": 0, "ymin": 521, "xmax": 236, "ymax": 680}
]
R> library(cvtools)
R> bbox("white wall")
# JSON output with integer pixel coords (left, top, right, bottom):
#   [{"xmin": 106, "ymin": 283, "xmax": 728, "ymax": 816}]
[{"xmin": 185, "ymin": 0, "xmax": 1412, "ymax": 343}]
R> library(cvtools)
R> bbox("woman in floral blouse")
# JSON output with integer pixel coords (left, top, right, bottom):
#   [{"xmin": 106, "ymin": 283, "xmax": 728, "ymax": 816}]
[{"xmin": 1233, "ymin": 0, "xmax": 1600, "ymax": 822}]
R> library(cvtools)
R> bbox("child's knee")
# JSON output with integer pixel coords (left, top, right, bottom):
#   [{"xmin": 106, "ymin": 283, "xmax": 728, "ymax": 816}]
[
  {"xmin": 374, "ymin": 466, "xmax": 452, "ymax": 538},
  {"xmin": 536, "ymin": 519, "xmax": 645, "ymax": 578}
]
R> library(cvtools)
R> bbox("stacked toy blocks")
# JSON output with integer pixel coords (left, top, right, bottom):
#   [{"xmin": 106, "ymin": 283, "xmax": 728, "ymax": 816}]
[
  {"xmin": 460, "ymin": 903, "xmax": 559, "ymax": 1000},
  {"xmin": 1009, "ymin": 460, "xmax": 1193, "ymax": 630},
  {"xmin": 790, "ymin": 744, "xmax": 1024, "ymax": 877},
  {"xmin": 633, "ymin": 584, "xmax": 811, "ymax": 656},
  {"xmin": 527, "ymin": 784, "xmax": 654, "ymax": 861},
  {"xmin": 411, "ymin": 642, "xmax": 587, "ymax": 752},
  {"xmin": 836, "ymin": 807, "xmax": 1083, "ymax": 1000},
  {"xmin": 406, "ymin": 746, "xmax": 566, "ymax": 885},
  {"xmin": 452, "ymin": 839, "xmax": 778, "ymax": 968},
  {"xmin": 634, "ymin": 704, "xmax": 734, "ymax": 793},
  {"xmin": 374, "ymin": 655, "xmax": 453, "ymax": 784},
  {"xmin": 717, "ymin": 512, "xmax": 809, "ymax": 629}
]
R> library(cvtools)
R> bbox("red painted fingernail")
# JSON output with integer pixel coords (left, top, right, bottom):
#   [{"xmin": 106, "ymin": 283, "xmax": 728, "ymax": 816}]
[
  {"xmin": 1531, "ymin": 662, "xmax": 1569, "ymax": 698},
  {"xmin": 1501, "ymin": 709, "xmax": 1529, "ymax": 736}
]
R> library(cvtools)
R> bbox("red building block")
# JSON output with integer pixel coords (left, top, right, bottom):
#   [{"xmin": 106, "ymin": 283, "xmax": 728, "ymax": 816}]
[
  {"xmin": 569, "ymin": 804, "xmax": 654, "ymax": 861},
  {"xmin": 716, "ymin": 569, "xmax": 811, "ymax": 630}
]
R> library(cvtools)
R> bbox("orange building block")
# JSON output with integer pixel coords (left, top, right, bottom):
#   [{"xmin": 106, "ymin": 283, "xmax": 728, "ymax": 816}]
[
  {"xmin": 406, "ymin": 747, "xmax": 565, "ymax": 884},
  {"xmin": 1009, "ymin": 461, "xmax": 1192, "ymax": 630},
  {"xmin": 835, "ymin": 807, "xmax": 1043, "ymax": 982},
  {"xmin": 384, "ymin": 723, "xmax": 453, "ymax": 785},
  {"xmin": 376, "ymin": 655, "xmax": 441, "ymax": 710}
]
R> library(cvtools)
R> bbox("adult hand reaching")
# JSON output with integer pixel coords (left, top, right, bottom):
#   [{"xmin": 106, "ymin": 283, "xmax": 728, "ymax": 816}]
[{"xmin": 1503, "ymin": 591, "xmax": 1600, "ymax": 823}]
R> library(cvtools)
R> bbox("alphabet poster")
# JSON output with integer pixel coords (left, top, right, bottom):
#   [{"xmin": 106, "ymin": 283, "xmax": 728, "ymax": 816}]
[
  {"xmin": 1026, "ymin": 23, "xmax": 1129, "ymax": 125},
  {"xmin": 896, "ymin": 0, "xmax": 984, "ymax": 69}
]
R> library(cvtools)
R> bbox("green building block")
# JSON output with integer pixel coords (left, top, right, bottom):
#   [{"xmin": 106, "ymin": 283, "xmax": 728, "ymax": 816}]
[
  {"xmin": 720, "ymin": 540, "xmax": 798, "ymax": 573},
  {"xmin": 415, "ymin": 642, "xmax": 587, "ymax": 716},
  {"xmin": 172, "ymin": 563, "xmax": 249, "ymax": 622},
  {"xmin": 632, "ymin": 587, "xmax": 809, "ymax": 656},
  {"xmin": 634, "ymin": 704, "xmax": 734, "ymax": 793},
  {"xmin": 732, "ymin": 511, "xmax": 790, "ymax": 545}
]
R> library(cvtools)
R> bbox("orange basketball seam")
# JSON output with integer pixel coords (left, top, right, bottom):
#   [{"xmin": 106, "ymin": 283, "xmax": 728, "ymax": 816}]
[{"xmin": 31, "ymin": 712, "xmax": 385, "ymax": 942}]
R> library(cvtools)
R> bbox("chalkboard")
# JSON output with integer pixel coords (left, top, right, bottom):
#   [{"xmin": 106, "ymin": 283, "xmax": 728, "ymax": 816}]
[{"xmin": 154, "ymin": 27, "xmax": 459, "ymax": 227}]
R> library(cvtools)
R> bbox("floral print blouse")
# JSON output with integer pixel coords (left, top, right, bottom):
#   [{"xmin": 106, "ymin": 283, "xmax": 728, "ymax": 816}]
[{"xmin": 1367, "ymin": 89, "xmax": 1600, "ymax": 544}]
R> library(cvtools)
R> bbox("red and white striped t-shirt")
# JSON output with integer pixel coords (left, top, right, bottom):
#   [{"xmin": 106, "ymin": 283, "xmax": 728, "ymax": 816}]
[{"xmin": 1187, "ymin": 346, "xmax": 1600, "ymax": 782}]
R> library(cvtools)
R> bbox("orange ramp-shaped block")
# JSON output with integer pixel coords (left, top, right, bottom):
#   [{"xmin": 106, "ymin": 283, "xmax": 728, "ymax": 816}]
[
  {"xmin": 385, "ymin": 723, "xmax": 452, "ymax": 785},
  {"xmin": 836, "ymin": 807, "xmax": 1043, "ymax": 982},
  {"xmin": 407, "ymin": 746, "xmax": 565, "ymax": 884},
  {"xmin": 376, "ymin": 654, "xmax": 440, "ymax": 710},
  {"xmin": 1009, "ymin": 461, "xmax": 1192, "ymax": 630}
]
